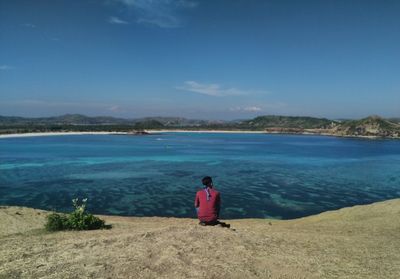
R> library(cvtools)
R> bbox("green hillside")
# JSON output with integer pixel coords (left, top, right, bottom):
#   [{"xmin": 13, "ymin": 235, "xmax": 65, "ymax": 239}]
[
  {"xmin": 335, "ymin": 115, "xmax": 400, "ymax": 137},
  {"xmin": 240, "ymin": 115, "xmax": 336, "ymax": 129},
  {"xmin": 1, "ymin": 114, "xmax": 400, "ymax": 138}
]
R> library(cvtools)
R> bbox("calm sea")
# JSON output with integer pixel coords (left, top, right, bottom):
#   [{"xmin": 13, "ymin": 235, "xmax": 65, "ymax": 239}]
[{"xmin": 1, "ymin": 133, "xmax": 399, "ymax": 219}]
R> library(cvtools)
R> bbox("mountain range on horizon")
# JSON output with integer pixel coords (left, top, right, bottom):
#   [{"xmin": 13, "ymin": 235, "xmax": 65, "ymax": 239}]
[
  {"xmin": 1, "ymin": 113, "xmax": 399, "ymax": 126},
  {"xmin": 1, "ymin": 114, "xmax": 400, "ymax": 139}
]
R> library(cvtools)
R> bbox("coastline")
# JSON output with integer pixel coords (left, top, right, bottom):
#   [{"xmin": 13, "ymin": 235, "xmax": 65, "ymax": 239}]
[
  {"xmin": 0, "ymin": 131, "xmax": 127, "ymax": 139},
  {"xmin": 147, "ymin": 129, "xmax": 384, "ymax": 139},
  {"xmin": 0, "ymin": 130, "xmax": 280, "ymax": 139},
  {"xmin": 146, "ymin": 129, "xmax": 267, "ymax": 134},
  {"xmin": 0, "ymin": 129, "xmax": 392, "ymax": 139}
]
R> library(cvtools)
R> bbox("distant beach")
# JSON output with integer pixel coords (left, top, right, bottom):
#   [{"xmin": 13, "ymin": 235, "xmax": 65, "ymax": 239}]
[
  {"xmin": 0, "ymin": 129, "xmax": 386, "ymax": 139},
  {"xmin": 147, "ymin": 129, "xmax": 266, "ymax": 134},
  {"xmin": 0, "ymin": 130, "xmax": 271, "ymax": 139},
  {"xmin": 0, "ymin": 131, "xmax": 126, "ymax": 139}
]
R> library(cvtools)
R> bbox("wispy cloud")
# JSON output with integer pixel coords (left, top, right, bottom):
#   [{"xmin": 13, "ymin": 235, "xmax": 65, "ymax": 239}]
[
  {"xmin": 230, "ymin": 103, "xmax": 287, "ymax": 113},
  {"xmin": 21, "ymin": 23, "xmax": 36, "ymax": 28},
  {"xmin": 136, "ymin": 16, "xmax": 178, "ymax": 28},
  {"xmin": 245, "ymin": 106, "xmax": 262, "ymax": 112},
  {"xmin": 108, "ymin": 16, "xmax": 129, "ymax": 25},
  {"xmin": 177, "ymin": 81, "xmax": 264, "ymax": 97},
  {"xmin": 0, "ymin": 65, "xmax": 14, "ymax": 71},
  {"xmin": 230, "ymin": 106, "xmax": 262, "ymax": 112},
  {"xmin": 107, "ymin": 105, "xmax": 123, "ymax": 112},
  {"xmin": 113, "ymin": 0, "xmax": 197, "ymax": 28}
]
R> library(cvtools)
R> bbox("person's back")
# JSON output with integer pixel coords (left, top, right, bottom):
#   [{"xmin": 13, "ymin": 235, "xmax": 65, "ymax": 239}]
[{"xmin": 195, "ymin": 176, "xmax": 220, "ymax": 223}]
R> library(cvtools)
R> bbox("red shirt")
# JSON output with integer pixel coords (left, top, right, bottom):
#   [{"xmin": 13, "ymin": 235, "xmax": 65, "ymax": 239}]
[{"xmin": 194, "ymin": 187, "xmax": 221, "ymax": 222}]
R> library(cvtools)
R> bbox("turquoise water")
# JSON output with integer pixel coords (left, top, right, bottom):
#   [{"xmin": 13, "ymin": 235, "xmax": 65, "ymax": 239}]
[{"xmin": 1, "ymin": 133, "xmax": 400, "ymax": 219}]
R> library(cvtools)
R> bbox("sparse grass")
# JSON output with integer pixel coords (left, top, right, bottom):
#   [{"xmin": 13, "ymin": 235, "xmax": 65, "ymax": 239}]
[{"xmin": 1, "ymin": 200, "xmax": 400, "ymax": 278}]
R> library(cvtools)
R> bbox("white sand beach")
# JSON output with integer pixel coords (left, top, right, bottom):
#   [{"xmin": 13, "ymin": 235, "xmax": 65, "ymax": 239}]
[
  {"xmin": 0, "ymin": 130, "xmax": 268, "ymax": 139},
  {"xmin": 0, "ymin": 131, "xmax": 127, "ymax": 139},
  {"xmin": 0, "ymin": 130, "xmax": 385, "ymax": 139},
  {"xmin": 147, "ymin": 129, "xmax": 267, "ymax": 134}
]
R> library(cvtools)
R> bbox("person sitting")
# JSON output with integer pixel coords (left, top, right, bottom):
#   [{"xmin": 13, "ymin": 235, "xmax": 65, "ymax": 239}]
[{"xmin": 194, "ymin": 176, "xmax": 229, "ymax": 228}]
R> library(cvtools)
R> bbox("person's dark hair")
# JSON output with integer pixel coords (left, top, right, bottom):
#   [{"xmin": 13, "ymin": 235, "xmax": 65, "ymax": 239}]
[{"xmin": 202, "ymin": 176, "xmax": 213, "ymax": 187}]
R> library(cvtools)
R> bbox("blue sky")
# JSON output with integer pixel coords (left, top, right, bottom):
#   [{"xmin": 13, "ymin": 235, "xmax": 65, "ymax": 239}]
[{"xmin": 0, "ymin": 0, "xmax": 399, "ymax": 120}]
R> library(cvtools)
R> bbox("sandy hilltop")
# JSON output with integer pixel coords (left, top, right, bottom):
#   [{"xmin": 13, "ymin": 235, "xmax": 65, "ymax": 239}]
[{"xmin": 1, "ymin": 199, "xmax": 400, "ymax": 279}]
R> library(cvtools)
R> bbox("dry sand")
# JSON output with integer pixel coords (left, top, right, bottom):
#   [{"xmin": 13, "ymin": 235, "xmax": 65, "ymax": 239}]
[{"xmin": 1, "ymin": 199, "xmax": 400, "ymax": 279}]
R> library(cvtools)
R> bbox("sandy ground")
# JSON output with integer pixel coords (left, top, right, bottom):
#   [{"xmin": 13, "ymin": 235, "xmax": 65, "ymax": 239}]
[{"xmin": 1, "ymin": 199, "xmax": 400, "ymax": 279}]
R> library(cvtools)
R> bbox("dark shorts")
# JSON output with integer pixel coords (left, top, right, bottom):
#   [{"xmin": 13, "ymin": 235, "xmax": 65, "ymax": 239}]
[
  {"xmin": 199, "ymin": 220, "xmax": 219, "ymax": 226},
  {"xmin": 199, "ymin": 220, "xmax": 230, "ymax": 228}
]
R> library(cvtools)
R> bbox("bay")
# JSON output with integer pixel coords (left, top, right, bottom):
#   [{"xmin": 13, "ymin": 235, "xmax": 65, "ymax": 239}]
[{"xmin": 1, "ymin": 133, "xmax": 399, "ymax": 219}]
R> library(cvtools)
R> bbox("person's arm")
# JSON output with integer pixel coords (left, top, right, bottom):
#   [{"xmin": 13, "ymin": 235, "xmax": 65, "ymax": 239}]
[
  {"xmin": 194, "ymin": 192, "xmax": 200, "ymax": 214},
  {"xmin": 194, "ymin": 192, "xmax": 199, "ymax": 208},
  {"xmin": 216, "ymin": 192, "xmax": 221, "ymax": 218}
]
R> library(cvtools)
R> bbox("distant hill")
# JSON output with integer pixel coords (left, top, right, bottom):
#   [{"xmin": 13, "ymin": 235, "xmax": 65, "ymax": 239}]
[
  {"xmin": 0, "ymin": 114, "xmax": 132, "ymax": 125},
  {"xmin": 0, "ymin": 114, "xmax": 342, "ymax": 129},
  {"xmin": 50, "ymin": 114, "xmax": 131, "ymax": 125},
  {"xmin": 0, "ymin": 116, "xmax": 28, "ymax": 125},
  {"xmin": 132, "ymin": 119, "xmax": 165, "ymax": 130},
  {"xmin": 240, "ymin": 115, "xmax": 336, "ymax": 129},
  {"xmin": 389, "ymin": 118, "xmax": 400, "ymax": 124},
  {"xmin": 333, "ymin": 115, "xmax": 400, "ymax": 138},
  {"xmin": 1, "ymin": 114, "xmax": 400, "ymax": 138},
  {"xmin": 0, "ymin": 114, "xmax": 220, "ymax": 127},
  {"xmin": 133, "ymin": 117, "xmax": 219, "ymax": 127}
]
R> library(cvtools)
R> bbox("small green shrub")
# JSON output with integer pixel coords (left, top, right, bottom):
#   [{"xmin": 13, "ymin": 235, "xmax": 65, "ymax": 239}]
[
  {"xmin": 45, "ymin": 198, "xmax": 108, "ymax": 232},
  {"xmin": 45, "ymin": 212, "xmax": 68, "ymax": 231}
]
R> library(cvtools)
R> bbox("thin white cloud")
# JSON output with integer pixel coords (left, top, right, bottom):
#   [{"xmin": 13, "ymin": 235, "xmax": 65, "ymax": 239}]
[
  {"xmin": 177, "ymin": 81, "xmax": 264, "ymax": 97},
  {"xmin": 107, "ymin": 105, "xmax": 122, "ymax": 112},
  {"xmin": 230, "ymin": 106, "xmax": 262, "ymax": 112},
  {"xmin": 108, "ymin": 16, "xmax": 129, "ymax": 25},
  {"xmin": 113, "ymin": 0, "xmax": 197, "ymax": 28},
  {"xmin": 229, "ymin": 103, "xmax": 287, "ymax": 113},
  {"xmin": 136, "ymin": 16, "xmax": 178, "ymax": 28},
  {"xmin": 21, "ymin": 23, "xmax": 36, "ymax": 28},
  {"xmin": 0, "ymin": 65, "xmax": 14, "ymax": 71},
  {"xmin": 245, "ymin": 106, "xmax": 262, "ymax": 112}
]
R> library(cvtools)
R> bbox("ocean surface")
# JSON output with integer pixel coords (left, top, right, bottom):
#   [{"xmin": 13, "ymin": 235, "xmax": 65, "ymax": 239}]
[{"xmin": 1, "ymin": 133, "xmax": 400, "ymax": 219}]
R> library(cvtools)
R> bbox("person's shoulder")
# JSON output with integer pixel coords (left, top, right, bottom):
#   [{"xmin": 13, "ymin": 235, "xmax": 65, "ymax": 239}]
[{"xmin": 212, "ymin": 189, "xmax": 220, "ymax": 194}]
